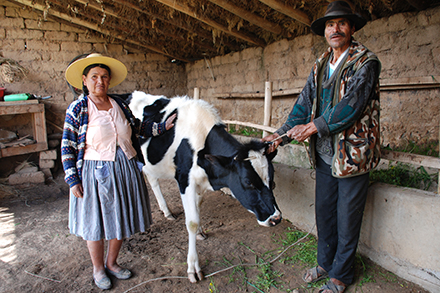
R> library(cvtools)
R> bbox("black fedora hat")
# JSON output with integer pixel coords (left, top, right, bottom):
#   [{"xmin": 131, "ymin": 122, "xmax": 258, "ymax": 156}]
[{"xmin": 311, "ymin": 1, "xmax": 366, "ymax": 36}]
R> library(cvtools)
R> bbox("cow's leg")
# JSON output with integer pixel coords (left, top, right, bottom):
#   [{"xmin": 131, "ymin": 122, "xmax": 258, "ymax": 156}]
[
  {"xmin": 145, "ymin": 173, "xmax": 176, "ymax": 220},
  {"xmin": 181, "ymin": 186, "xmax": 204, "ymax": 283},
  {"xmin": 196, "ymin": 192, "xmax": 207, "ymax": 241}
]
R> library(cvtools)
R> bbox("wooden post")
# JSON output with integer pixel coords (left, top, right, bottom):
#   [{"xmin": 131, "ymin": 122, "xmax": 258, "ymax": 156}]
[
  {"xmin": 263, "ymin": 81, "xmax": 273, "ymax": 137},
  {"xmin": 194, "ymin": 87, "xmax": 200, "ymax": 100}
]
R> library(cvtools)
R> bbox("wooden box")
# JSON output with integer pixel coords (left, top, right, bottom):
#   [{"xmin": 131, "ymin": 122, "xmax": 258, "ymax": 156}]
[{"xmin": 0, "ymin": 100, "xmax": 48, "ymax": 158}]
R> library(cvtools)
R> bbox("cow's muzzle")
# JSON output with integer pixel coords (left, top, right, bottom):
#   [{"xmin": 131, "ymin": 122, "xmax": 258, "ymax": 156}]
[{"xmin": 268, "ymin": 214, "xmax": 282, "ymax": 226}]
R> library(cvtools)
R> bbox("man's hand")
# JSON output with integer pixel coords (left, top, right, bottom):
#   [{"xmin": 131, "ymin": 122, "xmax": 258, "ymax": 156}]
[
  {"xmin": 165, "ymin": 113, "xmax": 177, "ymax": 130},
  {"xmin": 261, "ymin": 133, "xmax": 282, "ymax": 154},
  {"xmin": 71, "ymin": 183, "xmax": 84, "ymax": 198},
  {"xmin": 287, "ymin": 122, "xmax": 317, "ymax": 142}
]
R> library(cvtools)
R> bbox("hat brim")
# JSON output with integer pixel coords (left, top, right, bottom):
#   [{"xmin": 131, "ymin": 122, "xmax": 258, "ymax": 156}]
[
  {"xmin": 65, "ymin": 55, "xmax": 127, "ymax": 89},
  {"xmin": 311, "ymin": 14, "xmax": 367, "ymax": 36}
]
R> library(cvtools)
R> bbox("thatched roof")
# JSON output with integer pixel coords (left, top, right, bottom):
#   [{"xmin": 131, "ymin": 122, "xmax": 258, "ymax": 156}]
[{"xmin": 8, "ymin": 0, "xmax": 440, "ymax": 62}]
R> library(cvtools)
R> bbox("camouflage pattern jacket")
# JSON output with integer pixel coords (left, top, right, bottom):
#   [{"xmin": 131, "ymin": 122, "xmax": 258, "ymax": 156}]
[{"xmin": 276, "ymin": 39, "xmax": 381, "ymax": 178}]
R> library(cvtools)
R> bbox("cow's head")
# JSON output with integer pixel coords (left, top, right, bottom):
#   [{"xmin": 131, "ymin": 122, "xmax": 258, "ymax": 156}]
[
  {"xmin": 202, "ymin": 140, "xmax": 282, "ymax": 227},
  {"xmin": 128, "ymin": 90, "xmax": 170, "ymax": 122}
]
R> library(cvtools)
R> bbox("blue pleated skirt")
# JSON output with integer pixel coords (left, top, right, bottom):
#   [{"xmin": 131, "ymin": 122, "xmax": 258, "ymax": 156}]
[{"xmin": 69, "ymin": 147, "xmax": 152, "ymax": 241}]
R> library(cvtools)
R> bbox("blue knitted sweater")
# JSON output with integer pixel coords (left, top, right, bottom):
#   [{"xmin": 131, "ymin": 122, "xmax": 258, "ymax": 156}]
[{"xmin": 61, "ymin": 94, "xmax": 165, "ymax": 188}]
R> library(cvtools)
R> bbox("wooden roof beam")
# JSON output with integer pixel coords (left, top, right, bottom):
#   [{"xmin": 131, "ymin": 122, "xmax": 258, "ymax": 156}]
[
  {"xmin": 10, "ymin": 0, "xmax": 190, "ymax": 62},
  {"xmin": 154, "ymin": 0, "xmax": 267, "ymax": 47},
  {"xmin": 112, "ymin": 0, "xmax": 242, "ymax": 51},
  {"xmin": 258, "ymin": 0, "xmax": 311, "ymax": 27},
  {"xmin": 73, "ymin": 0, "xmax": 219, "ymax": 54},
  {"xmin": 207, "ymin": 0, "xmax": 284, "ymax": 36}
]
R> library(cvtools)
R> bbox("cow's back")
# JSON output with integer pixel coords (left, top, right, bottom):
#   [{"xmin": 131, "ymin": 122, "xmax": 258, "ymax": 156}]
[{"xmin": 130, "ymin": 91, "xmax": 222, "ymax": 180}]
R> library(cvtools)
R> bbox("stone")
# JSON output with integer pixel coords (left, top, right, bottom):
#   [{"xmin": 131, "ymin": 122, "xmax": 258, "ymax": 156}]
[{"xmin": 8, "ymin": 171, "xmax": 45, "ymax": 185}]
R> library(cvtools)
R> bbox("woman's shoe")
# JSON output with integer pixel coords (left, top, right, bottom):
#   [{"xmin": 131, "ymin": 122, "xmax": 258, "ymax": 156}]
[
  {"xmin": 105, "ymin": 267, "xmax": 132, "ymax": 280},
  {"xmin": 93, "ymin": 274, "xmax": 112, "ymax": 290}
]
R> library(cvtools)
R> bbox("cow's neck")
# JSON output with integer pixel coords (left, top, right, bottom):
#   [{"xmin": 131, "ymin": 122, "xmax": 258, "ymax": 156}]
[{"xmin": 200, "ymin": 124, "xmax": 241, "ymax": 157}]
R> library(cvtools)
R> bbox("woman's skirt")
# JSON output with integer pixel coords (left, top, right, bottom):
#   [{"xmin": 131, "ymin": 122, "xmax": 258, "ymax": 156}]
[{"xmin": 69, "ymin": 147, "xmax": 152, "ymax": 241}]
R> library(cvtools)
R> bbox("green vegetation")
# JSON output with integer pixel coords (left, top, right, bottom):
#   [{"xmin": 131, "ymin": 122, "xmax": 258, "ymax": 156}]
[
  {"xmin": 370, "ymin": 162, "xmax": 438, "ymax": 191},
  {"xmin": 276, "ymin": 228, "xmax": 317, "ymax": 267},
  {"xmin": 228, "ymin": 124, "xmax": 263, "ymax": 138},
  {"xmin": 207, "ymin": 226, "xmax": 413, "ymax": 292},
  {"xmin": 387, "ymin": 140, "xmax": 439, "ymax": 157}
]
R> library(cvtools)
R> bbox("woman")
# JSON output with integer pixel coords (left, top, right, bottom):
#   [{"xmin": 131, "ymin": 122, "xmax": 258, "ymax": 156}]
[{"xmin": 62, "ymin": 53, "xmax": 175, "ymax": 290}]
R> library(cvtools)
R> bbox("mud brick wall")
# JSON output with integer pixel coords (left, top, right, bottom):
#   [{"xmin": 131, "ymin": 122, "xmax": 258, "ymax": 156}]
[
  {"xmin": 186, "ymin": 6, "xmax": 440, "ymax": 150},
  {"xmin": 0, "ymin": 0, "xmax": 187, "ymax": 134}
]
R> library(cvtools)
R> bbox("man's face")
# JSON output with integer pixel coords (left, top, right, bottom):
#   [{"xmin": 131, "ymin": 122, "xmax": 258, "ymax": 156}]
[{"xmin": 324, "ymin": 18, "xmax": 355, "ymax": 50}]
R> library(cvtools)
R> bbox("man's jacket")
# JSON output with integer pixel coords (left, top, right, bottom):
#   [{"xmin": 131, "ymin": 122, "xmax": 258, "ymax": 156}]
[{"xmin": 276, "ymin": 39, "xmax": 381, "ymax": 178}]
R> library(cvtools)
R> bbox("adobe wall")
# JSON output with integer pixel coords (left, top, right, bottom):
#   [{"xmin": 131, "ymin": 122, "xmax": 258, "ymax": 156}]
[
  {"xmin": 186, "ymin": 6, "xmax": 440, "ymax": 150},
  {"xmin": 0, "ymin": 0, "xmax": 187, "ymax": 132}
]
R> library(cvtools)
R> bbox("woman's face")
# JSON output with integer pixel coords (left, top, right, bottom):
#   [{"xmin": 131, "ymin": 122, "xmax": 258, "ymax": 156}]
[{"xmin": 82, "ymin": 66, "xmax": 111, "ymax": 97}]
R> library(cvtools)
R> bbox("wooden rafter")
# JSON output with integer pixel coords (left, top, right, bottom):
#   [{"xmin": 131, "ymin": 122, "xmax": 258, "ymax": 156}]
[
  {"xmin": 10, "ymin": 0, "xmax": 190, "ymax": 62},
  {"xmin": 112, "ymin": 0, "xmax": 241, "ymax": 52},
  {"xmin": 73, "ymin": 0, "xmax": 219, "ymax": 55},
  {"xmin": 154, "ymin": 0, "xmax": 267, "ymax": 47},
  {"xmin": 207, "ymin": 0, "xmax": 284, "ymax": 36},
  {"xmin": 258, "ymin": 0, "xmax": 311, "ymax": 26}
]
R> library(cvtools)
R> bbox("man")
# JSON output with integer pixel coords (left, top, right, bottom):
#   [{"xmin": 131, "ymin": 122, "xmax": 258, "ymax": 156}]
[{"xmin": 262, "ymin": 1, "xmax": 381, "ymax": 292}]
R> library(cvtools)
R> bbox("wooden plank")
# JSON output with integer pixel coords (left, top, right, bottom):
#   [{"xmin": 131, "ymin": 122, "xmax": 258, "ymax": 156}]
[
  {"xmin": 380, "ymin": 149, "xmax": 440, "ymax": 169},
  {"xmin": 222, "ymin": 120, "xmax": 440, "ymax": 170},
  {"xmin": 155, "ymin": 0, "xmax": 266, "ymax": 47},
  {"xmin": 263, "ymin": 81, "xmax": 273, "ymax": 137},
  {"xmin": 33, "ymin": 110, "xmax": 47, "ymax": 144},
  {"xmin": 223, "ymin": 120, "xmax": 277, "ymax": 133},
  {"xmin": 0, "ymin": 103, "xmax": 44, "ymax": 115},
  {"xmin": 207, "ymin": 0, "xmax": 283, "ymax": 35},
  {"xmin": 258, "ymin": 0, "xmax": 311, "ymax": 26},
  {"xmin": 380, "ymin": 75, "xmax": 440, "ymax": 91},
  {"xmin": 216, "ymin": 87, "xmax": 302, "ymax": 99},
  {"xmin": 215, "ymin": 76, "xmax": 439, "ymax": 99},
  {"xmin": 0, "ymin": 100, "xmax": 39, "ymax": 106},
  {"xmin": 0, "ymin": 142, "xmax": 47, "ymax": 157}
]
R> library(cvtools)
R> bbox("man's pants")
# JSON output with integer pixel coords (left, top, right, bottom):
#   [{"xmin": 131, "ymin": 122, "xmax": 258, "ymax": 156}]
[{"xmin": 315, "ymin": 156, "xmax": 369, "ymax": 285}]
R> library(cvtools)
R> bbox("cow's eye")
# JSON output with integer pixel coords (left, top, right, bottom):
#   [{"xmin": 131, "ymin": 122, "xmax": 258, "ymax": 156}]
[{"xmin": 244, "ymin": 178, "xmax": 255, "ymax": 189}]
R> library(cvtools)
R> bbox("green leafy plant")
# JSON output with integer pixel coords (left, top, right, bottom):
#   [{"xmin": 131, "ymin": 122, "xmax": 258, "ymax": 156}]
[
  {"xmin": 276, "ymin": 228, "xmax": 318, "ymax": 267},
  {"xmin": 228, "ymin": 125, "xmax": 263, "ymax": 138},
  {"xmin": 370, "ymin": 162, "xmax": 437, "ymax": 190},
  {"xmin": 251, "ymin": 260, "xmax": 284, "ymax": 292},
  {"xmin": 388, "ymin": 140, "xmax": 439, "ymax": 157}
]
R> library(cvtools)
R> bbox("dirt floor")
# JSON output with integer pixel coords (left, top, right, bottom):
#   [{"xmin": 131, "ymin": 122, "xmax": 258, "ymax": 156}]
[{"xmin": 0, "ymin": 171, "xmax": 430, "ymax": 293}]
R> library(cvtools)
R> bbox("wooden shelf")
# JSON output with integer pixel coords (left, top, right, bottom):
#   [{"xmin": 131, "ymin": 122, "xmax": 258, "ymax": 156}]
[
  {"xmin": 0, "ymin": 100, "xmax": 48, "ymax": 158},
  {"xmin": 215, "ymin": 76, "xmax": 440, "ymax": 99}
]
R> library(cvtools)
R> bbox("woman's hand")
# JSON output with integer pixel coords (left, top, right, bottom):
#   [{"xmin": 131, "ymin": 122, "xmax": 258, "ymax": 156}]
[
  {"xmin": 165, "ymin": 113, "xmax": 177, "ymax": 130},
  {"xmin": 71, "ymin": 183, "xmax": 84, "ymax": 198},
  {"xmin": 261, "ymin": 133, "xmax": 282, "ymax": 154}
]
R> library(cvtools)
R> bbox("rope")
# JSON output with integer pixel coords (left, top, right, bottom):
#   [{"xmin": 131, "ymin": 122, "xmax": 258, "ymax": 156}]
[{"xmin": 123, "ymin": 224, "xmax": 316, "ymax": 293}]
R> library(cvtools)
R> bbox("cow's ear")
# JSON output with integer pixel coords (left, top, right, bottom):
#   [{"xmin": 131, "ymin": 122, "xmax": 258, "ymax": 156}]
[{"xmin": 265, "ymin": 148, "xmax": 278, "ymax": 161}]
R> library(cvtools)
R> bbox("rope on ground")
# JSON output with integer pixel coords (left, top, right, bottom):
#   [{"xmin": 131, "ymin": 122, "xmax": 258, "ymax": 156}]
[
  {"xmin": 24, "ymin": 270, "xmax": 61, "ymax": 283},
  {"xmin": 123, "ymin": 224, "xmax": 316, "ymax": 293}
]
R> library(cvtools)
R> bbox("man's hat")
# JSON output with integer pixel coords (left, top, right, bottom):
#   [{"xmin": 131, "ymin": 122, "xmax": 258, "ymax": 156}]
[
  {"xmin": 65, "ymin": 53, "xmax": 127, "ymax": 89},
  {"xmin": 311, "ymin": 1, "xmax": 366, "ymax": 36}
]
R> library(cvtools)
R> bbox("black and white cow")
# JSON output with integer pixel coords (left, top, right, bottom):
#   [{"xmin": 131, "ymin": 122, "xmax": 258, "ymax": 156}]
[{"xmin": 128, "ymin": 90, "xmax": 282, "ymax": 283}]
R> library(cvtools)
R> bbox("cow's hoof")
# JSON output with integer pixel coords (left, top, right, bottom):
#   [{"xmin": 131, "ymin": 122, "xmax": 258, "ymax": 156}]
[
  {"xmin": 196, "ymin": 232, "xmax": 207, "ymax": 241},
  {"xmin": 165, "ymin": 214, "xmax": 176, "ymax": 221},
  {"xmin": 188, "ymin": 271, "xmax": 204, "ymax": 283}
]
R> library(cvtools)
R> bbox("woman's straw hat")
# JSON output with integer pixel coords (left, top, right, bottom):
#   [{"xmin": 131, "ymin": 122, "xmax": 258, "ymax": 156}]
[{"xmin": 65, "ymin": 53, "xmax": 127, "ymax": 89}]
